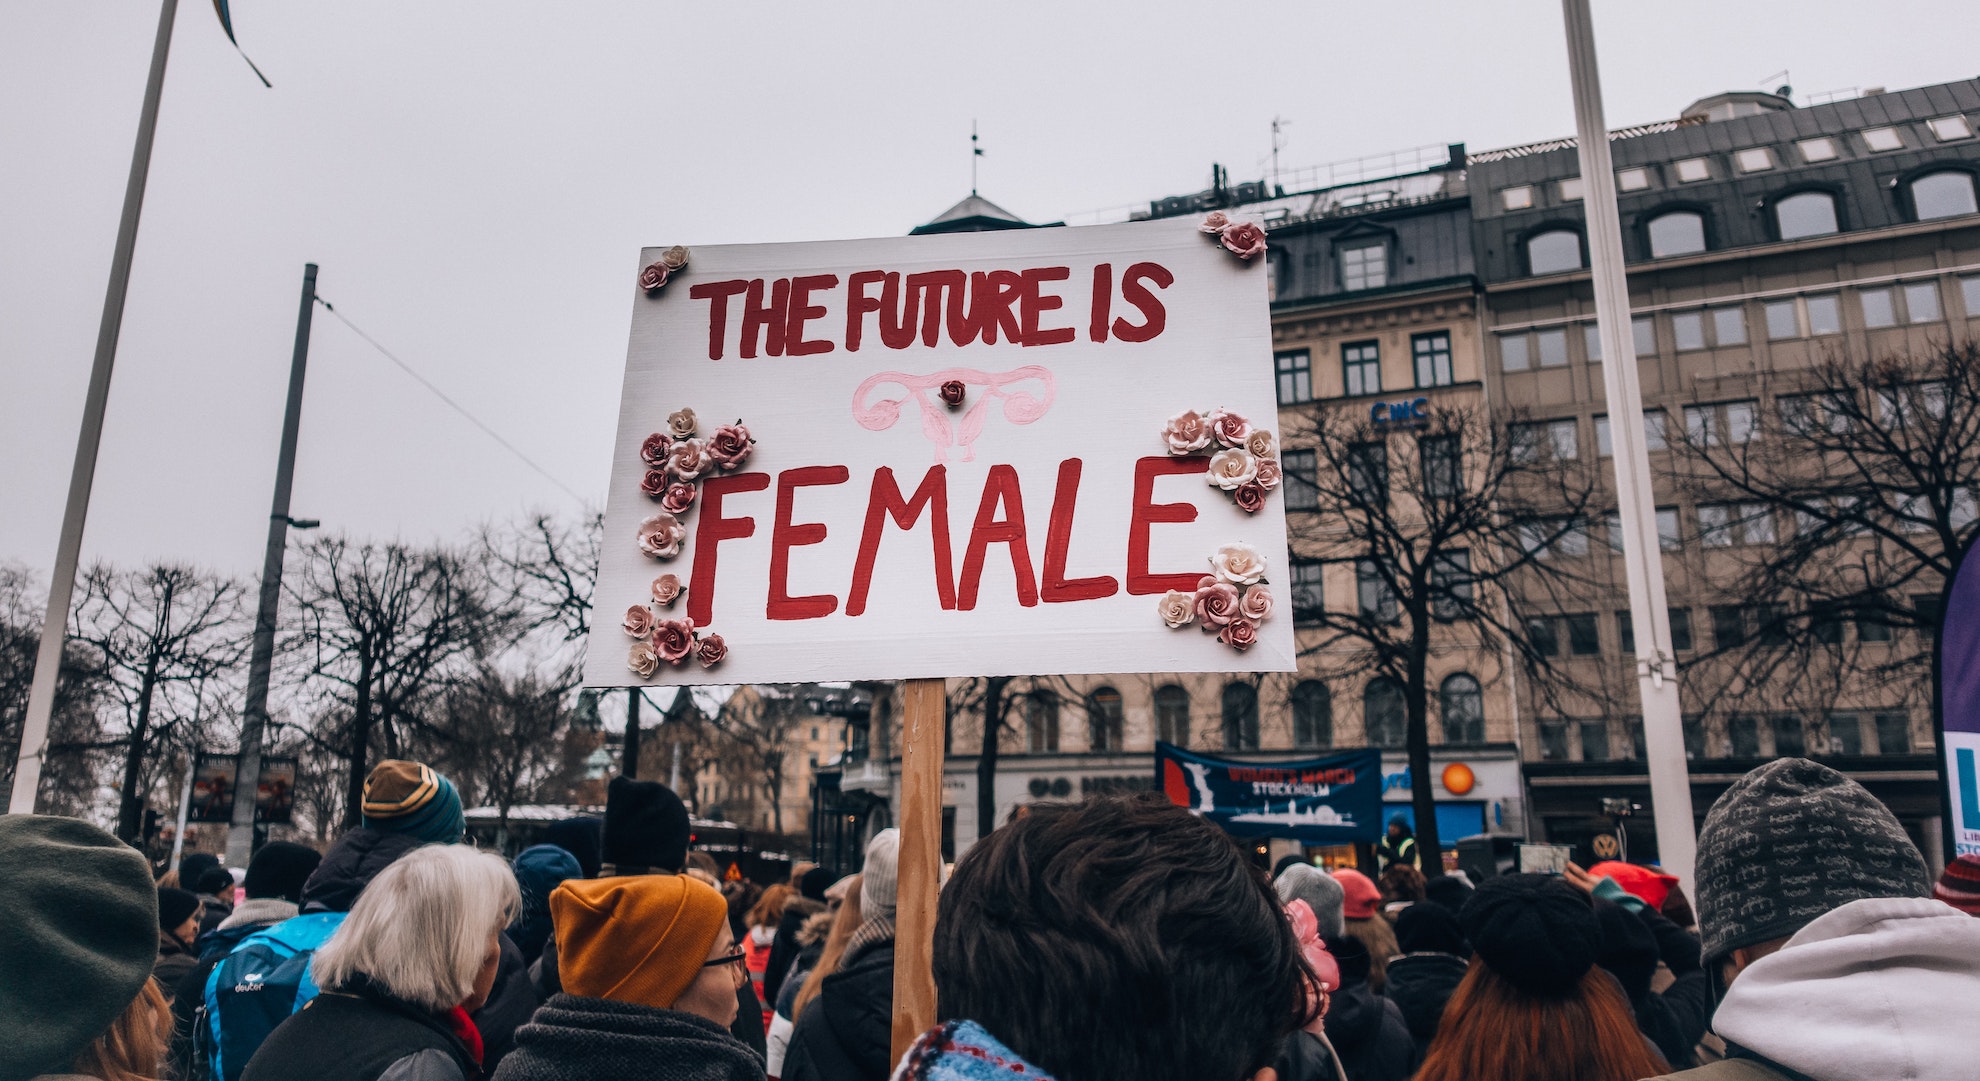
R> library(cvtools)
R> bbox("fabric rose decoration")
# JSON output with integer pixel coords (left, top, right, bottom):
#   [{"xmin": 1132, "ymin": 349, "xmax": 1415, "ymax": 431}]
[
  {"xmin": 939, "ymin": 380, "xmax": 966, "ymax": 409},
  {"xmin": 1211, "ymin": 542, "xmax": 1268, "ymax": 585},
  {"xmin": 666, "ymin": 439, "xmax": 712, "ymax": 483},
  {"xmin": 660, "ymin": 483, "xmax": 696, "ymax": 514},
  {"xmin": 651, "ymin": 574, "xmax": 683, "ymax": 606},
  {"xmin": 696, "ymin": 633, "xmax": 727, "ymax": 669},
  {"xmin": 1239, "ymin": 585, "xmax": 1274, "ymax": 622},
  {"xmin": 1157, "ymin": 589, "xmax": 1195, "ymax": 629},
  {"xmin": 1206, "ymin": 448, "xmax": 1258, "ymax": 490},
  {"xmin": 1246, "ymin": 429, "xmax": 1276, "ymax": 459},
  {"xmin": 640, "ymin": 469, "xmax": 670, "ymax": 499},
  {"xmin": 1194, "ymin": 581, "xmax": 1241, "ymax": 628},
  {"xmin": 1233, "ymin": 482, "xmax": 1266, "ymax": 514},
  {"xmin": 1162, "ymin": 409, "xmax": 1212, "ymax": 454},
  {"xmin": 707, "ymin": 423, "xmax": 753, "ymax": 469},
  {"xmin": 1253, "ymin": 457, "xmax": 1282, "ymax": 491},
  {"xmin": 667, "ymin": 408, "xmax": 698, "ymax": 440},
  {"xmin": 638, "ymin": 262, "xmax": 669, "ymax": 293},
  {"xmin": 637, "ymin": 512, "xmax": 687, "ymax": 560},
  {"xmin": 1199, "ymin": 211, "xmax": 1230, "ymax": 234},
  {"xmin": 640, "ymin": 433, "xmax": 673, "ymax": 467},
  {"xmin": 623, "ymin": 604, "xmax": 655, "ymax": 639},
  {"xmin": 1220, "ymin": 221, "xmax": 1268, "ymax": 260},
  {"xmin": 1208, "ymin": 408, "xmax": 1252, "ymax": 448},
  {"xmin": 658, "ymin": 245, "xmax": 690, "ymax": 271},
  {"xmin": 1219, "ymin": 617, "xmax": 1259, "ymax": 651},
  {"xmin": 628, "ymin": 641, "xmax": 659, "ymax": 679},
  {"xmin": 652, "ymin": 618, "xmax": 696, "ymax": 666}
]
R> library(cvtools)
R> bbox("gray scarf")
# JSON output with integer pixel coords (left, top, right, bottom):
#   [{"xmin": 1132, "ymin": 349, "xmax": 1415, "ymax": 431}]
[{"xmin": 494, "ymin": 994, "xmax": 763, "ymax": 1081}]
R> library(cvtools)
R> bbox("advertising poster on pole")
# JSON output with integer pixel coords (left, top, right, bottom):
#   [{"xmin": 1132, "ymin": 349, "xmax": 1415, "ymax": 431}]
[
  {"xmin": 1156, "ymin": 742, "xmax": 1383, "ymax": 844},
  {"xmin": 190, "ymin": 754, "xmax": 238, "ymax": 823},
  {"xmin": 583, "ymin": 219, "xmax": 1296, "ymax": 687},
  {"xmin": 1941, "ymin": 539, "xmax": 1980, "ymax": 857}
]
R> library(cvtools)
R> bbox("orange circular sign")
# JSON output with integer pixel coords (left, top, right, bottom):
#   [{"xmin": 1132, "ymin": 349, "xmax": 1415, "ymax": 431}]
[{"xmin": 1440, "ymin": 762, "xmax": 1476, "ymax": 796}]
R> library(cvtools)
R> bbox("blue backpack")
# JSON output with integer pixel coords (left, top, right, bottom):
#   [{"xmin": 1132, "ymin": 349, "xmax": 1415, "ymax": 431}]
[{"xmin": 197, "ymin": 912, "xmax": 346, "ymax": 1081}]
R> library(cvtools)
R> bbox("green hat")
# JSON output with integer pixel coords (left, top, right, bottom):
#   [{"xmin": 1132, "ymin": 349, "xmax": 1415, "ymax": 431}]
[{"xmin": 0, "ymin": 814, "xmax": 159, "ymax": 1081}]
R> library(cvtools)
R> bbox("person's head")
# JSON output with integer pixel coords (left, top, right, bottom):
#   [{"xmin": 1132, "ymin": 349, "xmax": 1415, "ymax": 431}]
[
  {"xmin": 1412, "ymin": 874, "xmax": 1667, "ymax": 1081},
  {"xmin": 1388, "ymin": 817, "xmax": 1411, "ymax": 841},
  {"xmin": 686, "ymin": 850, "xmax": 722, "ymax": 880},
  {"xmin": 1274, "ymin": 864, "xmax": 1345, "ymax": 938},
  {"xmin": 1330, "ymin": 867, "xmax": 1382, "ymax": 921},
  {"xmin": 193, "ymin": 866, "xmax": 235, "ymax": 900},
  {"xmin": 747, "ymin": 883, "xmax": 793, "ymax": 930},
  {"xmin": 1422, "ymin": 873, "xmax": 1473, "ymax": 914},
  {"xmin": 860, "ymin": 828, "xmax": 900, "ymax": 922},
  {"xmin": 798, "ymin": 864, "xmax": 838, "ymax": 902},
  {"xmin": 1271, "ymin": 853, "xmax": 1309, "ymax": 880},
  {"xmin": 551, "ymin": 873, "xmax": 740, "ymax": 1025},
  {"xmin": 1379, "ymin": 862, "xmax": 1427, "ymax": 905},
  {"xmin": 1394, "ymin": 900, "xmax": 1467, "ymax": 957},
  {"xmin": 602, "ymin": 776, "xmax": 690, "ymax": 874},
  {"xmin": 933, "ymin": 794, "xmax": 1309, "ymax": 1081},
  {"xmin": 1, "ymin": 815, "xmax": 161, "ymax": 1081},
  {"xmin": 543, "ymin": 815, "xmax": 603, "ymax": 879},
  {"xmin": 1693, "ymin": 758, "xmax": 1931, "ymax": 985},
  {"xmin": 794, "ymin": 874, "xmax": 864, "ymax": 1019},
  {"xmin": 243, "ymin": 841, "xmax": 321, "ymax": 903},
  {"xmin": 156, "ymin": 888, "xmax": 201, "ymax": 945},
  {"xmin": 1932, "ymin": 853, "xmax": 1980, "ymax": 916},
  {"xmin": 313, "ymin": 844, "xmax": 519, "ymax": 1014},
  {"xmin": 176, "ymin": 852, "xmax": 220, "ymax": 891},
  {"xmin": 360, "ymin": 759, "xmax": 465, "ymax": 845}
]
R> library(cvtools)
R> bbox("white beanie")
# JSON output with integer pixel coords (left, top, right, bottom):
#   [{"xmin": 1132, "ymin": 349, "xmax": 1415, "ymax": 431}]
[{"xmin": 860, "ymin": 828, "xmax": 900, "ymax": 921}]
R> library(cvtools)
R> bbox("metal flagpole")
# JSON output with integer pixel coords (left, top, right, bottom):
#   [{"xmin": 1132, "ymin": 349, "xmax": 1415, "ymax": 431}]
[
  {"xmin": 226, "ymin": 265, "xmax": 319, "ymax": 865},
  {"xmin": 1561, "ymin": 0, "xmax": 1697, "ymax": 886},
  {"xmin": 10, "ymin": 0, "xmax": 182, "ymax": 814}
]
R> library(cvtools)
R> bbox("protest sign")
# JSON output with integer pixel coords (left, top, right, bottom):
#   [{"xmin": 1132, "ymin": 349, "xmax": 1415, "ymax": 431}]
[
  {"xmin": 1156, "ymin": 742, "xmax": 1383, "ymax": 845},
  {"xmin": 1941, "ymin": 537, "xmax": 1980, "ymax": 857},
  {"xmin": 584, "ymin": 219, "xmax": 1294, "ymax": 687}
]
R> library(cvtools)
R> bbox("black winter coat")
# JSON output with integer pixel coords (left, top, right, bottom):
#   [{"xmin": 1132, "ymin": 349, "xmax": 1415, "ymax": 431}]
[
  {"xmin": 1383, "ymin": 951, "xmax": 1468, "ymax": 1058},
  {"xmin": 1272, "ymin": 1031, "xmax": 1342, "ymax": 1081},
  {"xmin": 1633, "ymin": 907, "xmax": 1714, "ymax": 1069},
  {"xmin": 489, "ymin": 994, "xmax": 762, "ymax": 1081},
  {"xmin": 1322, "ymin": 981, "xmax": 1414, "ymax": 1081},
  {"xmin": 241, "ymin": 975, "xmax": 479, "ymax": 1081},
  {"xmin": 782, "ymin": 939, "xmax": 893, "ymax": 1081},
  {"xmin": 472, "ymin": 932, "xmax": 541, "ymax": 1075},
  {"xmin": 155, "ymin": 933, "xmax": 199, "ymax": 1000},
  {"xmin": 300, "ymin": 829, "xmax": 427, "ymax": 914}
]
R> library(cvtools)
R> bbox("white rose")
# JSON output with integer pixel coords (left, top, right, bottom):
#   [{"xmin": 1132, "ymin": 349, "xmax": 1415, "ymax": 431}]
[
  {"xmin": 1205, "ymin": 448, "xmax": 1259, "ymax": 490},
  {"xmin": 1210, "ymin": 542, "xmax": 1268, "ymax": 586},
  {"xmin": 1157, "ymin": 589, "xmax": 1196, "ymax": 629}
]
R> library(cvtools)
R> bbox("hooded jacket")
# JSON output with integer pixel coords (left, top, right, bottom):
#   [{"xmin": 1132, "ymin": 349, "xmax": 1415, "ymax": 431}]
[
  {"xmin": 1649, "ymin": 897, "xmax": 1980, "ymax": 1081},
  {"xmin": 782, "ymin": 922, "xmax": 895, "ymax": 1081}
]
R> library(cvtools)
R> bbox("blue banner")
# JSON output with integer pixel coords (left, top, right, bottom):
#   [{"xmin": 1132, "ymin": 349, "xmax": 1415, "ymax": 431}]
[{"xmin": 1156, "ymin": 742, "xmax": 1383, "ymax": 844}]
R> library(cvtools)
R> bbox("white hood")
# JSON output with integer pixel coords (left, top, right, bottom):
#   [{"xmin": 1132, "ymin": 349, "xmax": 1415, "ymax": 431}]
[{"xmin": 1713, "ymin": 897, "xmax": 1980, "ymax": 1081}]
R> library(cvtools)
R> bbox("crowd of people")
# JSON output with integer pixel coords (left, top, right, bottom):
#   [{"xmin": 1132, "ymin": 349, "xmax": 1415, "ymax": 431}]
[{"xmin": 5, "ymin": 754, "xmax": 1979, "ymax": 1081}]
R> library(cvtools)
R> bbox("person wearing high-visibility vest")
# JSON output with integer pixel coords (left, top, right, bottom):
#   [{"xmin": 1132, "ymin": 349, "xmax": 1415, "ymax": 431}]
[{"xmin": 1378, "ymin": 817, "xmax": 1420, "ymax": 871}]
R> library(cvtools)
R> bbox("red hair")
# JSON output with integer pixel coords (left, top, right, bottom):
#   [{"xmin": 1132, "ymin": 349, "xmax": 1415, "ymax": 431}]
[{"xmin": 1413, "ymin": 958, "xmax": 1667, "ymax": 1081}]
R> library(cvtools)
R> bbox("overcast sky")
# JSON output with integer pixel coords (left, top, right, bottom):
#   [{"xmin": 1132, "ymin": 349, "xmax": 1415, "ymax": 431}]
[{"xmin": 4, "ymin": 1, "xmax": 1977, "ymax": 580}]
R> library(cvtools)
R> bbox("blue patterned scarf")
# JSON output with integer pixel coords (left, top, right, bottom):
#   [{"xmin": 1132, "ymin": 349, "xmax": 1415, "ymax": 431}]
[{"xmin": 893, "ymin": 1021, "xmax": 1060, "ymax": 1081}]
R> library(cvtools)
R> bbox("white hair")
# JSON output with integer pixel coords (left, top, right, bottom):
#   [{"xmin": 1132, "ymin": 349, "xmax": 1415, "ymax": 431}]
[{"xmin": 313, "ymin": 844, "xmax": 520, "ymax": 1013}]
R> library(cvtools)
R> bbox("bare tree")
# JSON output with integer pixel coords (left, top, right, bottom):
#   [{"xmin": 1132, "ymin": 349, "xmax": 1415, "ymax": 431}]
[
  {"xmin": 69, "ymin": 563, "xmax": 248, "ymax": 842},
  {"xmin": 480, "ymin": 511, "xmax": 602, "ymax": 685},
  {"xmin": 1281, "ymin": 401, "xmax": 1600, "ymax": 858},
  {"xmin": 432, "ymin": 665, "xmax": 571, "ymax": 840},
  {"xmin": 0, "ymin": 563, "xmax": 114, "ymax": 816}
]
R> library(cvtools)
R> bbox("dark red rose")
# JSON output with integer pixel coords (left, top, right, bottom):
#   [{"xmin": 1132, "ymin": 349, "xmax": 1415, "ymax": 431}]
[
  {"xmin": 639, "ymin": 261, "xmax": 670, "ymax": 292},
  {"xmin": 640, "ymin": 432, "xmax": 672, "ymax": 467},
  {"xmin": 939, "ymin": 380, "xmax": 966, "ymax": 408},
  {"xmin": 660, "ymin": 482, "xmax": 696, "ymax": 514},
  {"xmin": 706, "ymin": 423, "xmax": 753, "ymax": 469},
  {"xmin": 1233, "ymin": 482, "xmax": 1266, "ymax": 514},
  {"xmin": 696, "ymin": 633, "xmax": 728, "ymax": 668},
  {"xmin": 640, "ymin": 469, "xmax": 670, "ymax": 499}
]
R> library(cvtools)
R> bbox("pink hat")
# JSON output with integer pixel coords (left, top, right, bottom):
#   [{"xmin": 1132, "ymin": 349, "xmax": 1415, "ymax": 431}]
[
  {"xmin": 1588, "ymin": 861, "xmax": 1679, "ymax": 911},
  {"xmin": 1935, "ymin": 853, "xmax": 1980, "ymax": 916},
  {"xmin": 1330, "ymin": 868, "xmax": 1382, "ymax": 920}
]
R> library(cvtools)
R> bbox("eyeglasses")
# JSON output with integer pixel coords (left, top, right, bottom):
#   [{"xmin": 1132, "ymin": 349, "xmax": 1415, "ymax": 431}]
[{"xmin": 702, "ymin": 949, "xmax": 747, "ymax": 970}]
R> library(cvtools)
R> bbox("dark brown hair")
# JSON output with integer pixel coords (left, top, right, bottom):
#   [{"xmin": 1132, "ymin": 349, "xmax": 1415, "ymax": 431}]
[
  {"xmin": 1413, "ymin": 958, "xmax": 1668, "ymax": 1081},
  {"xmin": 932, "ymin": 794, "xmax": 1310, "ymax": 1081}
]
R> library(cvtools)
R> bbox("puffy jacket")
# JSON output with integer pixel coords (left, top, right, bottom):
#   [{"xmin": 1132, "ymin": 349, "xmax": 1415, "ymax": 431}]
[
  {"xmin": 782, "ymin": 930, "xmax": 894, "ymax": 1081},
  {"xmin": 241, "ymin": 974, "xmax": 480, "ymax": 1081},
  {"xmin": 299, "ymin": 829, "xmax": 426, "ymax": 914},
  {"xmin": 1383, "ymin": 950, "xmax": 1467, "ymax": 1058}
]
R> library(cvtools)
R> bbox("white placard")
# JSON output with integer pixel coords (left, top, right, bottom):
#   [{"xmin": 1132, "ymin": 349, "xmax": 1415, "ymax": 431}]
[{"xmin": 584, "ymin": 218, "xmax": 1296, "ymax": 686}]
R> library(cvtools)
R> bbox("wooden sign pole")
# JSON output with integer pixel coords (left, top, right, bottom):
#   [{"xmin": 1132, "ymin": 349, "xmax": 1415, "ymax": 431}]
[{"xmin": 891, "ymin": 676, "xmax": 947, "ymax": 1066}]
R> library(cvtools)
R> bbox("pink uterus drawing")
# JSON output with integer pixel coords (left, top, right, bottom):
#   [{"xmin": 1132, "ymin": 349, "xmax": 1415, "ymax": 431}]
[{"xmin": 851, "ymin": 366, "xmax": 1056, "ymax": 463}]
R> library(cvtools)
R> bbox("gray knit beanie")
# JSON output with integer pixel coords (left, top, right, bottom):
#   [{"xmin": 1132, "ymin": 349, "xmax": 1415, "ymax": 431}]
[
  {"xmin": 1694, "ymin": 757, "xmax": 1930, "ymax": 965},
  {"xmin": 861, "ymin": 828, "xmax": 900, "ymax": 921},
  {"xmin": 1274, "ymin": 863, "xmax": 1346, "ymax": 938}
]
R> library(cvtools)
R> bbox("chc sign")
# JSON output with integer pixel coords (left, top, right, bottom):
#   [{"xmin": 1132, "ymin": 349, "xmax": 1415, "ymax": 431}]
[{"xmin": 1371, "ymin": 397, "xmax": 1431, "ymax": 429}]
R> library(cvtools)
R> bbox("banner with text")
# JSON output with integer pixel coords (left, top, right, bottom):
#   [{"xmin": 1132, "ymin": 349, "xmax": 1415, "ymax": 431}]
[
  {"xmin": 1941, "ymin": 537, "xmax": 1980, "ymax": 857},
  {"xmin": 1156, "ymin": 742, "xmax": 1383, "ymax": 844},
  {"xmin": 585, "ymin": 219, "xmax": 1295, "ymax": 685}
]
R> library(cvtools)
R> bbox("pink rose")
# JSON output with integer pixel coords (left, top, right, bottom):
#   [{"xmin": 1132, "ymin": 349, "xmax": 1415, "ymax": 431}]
[
  {"xmin": 627, "ymin": 641, "xmax": 658, "ymax": 679},
  {"xmin": 1206, "ymin": 448, "xmax": 1259, "ymax": 490},
  {"xmin": 1219, "ymin": 616, "xmax": 1260, "ymax": 651},
  {"xmin": 1208, "ymin": 408, "xmax": 1252, "ymax": 447},
  {"xmin": 1198, "ymin": 575, "xmax": 1219, "ymax": 591},
  {"xmin": 640, "ymin": 469, "xmax": 670, "ymax": 499},
  {"xmin": 652, "ymin": 618, "xmax": 696, "ymax": 665},
  {"xmin": 651, "ymin": 574, "xmax": 683, "ymax": 606},
  {"xmin": 1234, "ymin": 482, "xmax": 1266, "ymax": 514},
  {"xmin": 1253, "ymin": 457, "xmax": 1282, "ymax": 490},
  {"xmin": 658, "ymin": 245, "xmax": 690, "ymax": 271},
  {"xmin": 1200, "ymin": 211, "xmax": 1231, "ymax": 234},
  {"xmin": 1221, "ymin": 221, "xmax": 1268, "ymax": 260},
  {"xmin": 1163, "ymin": 409, "xmax": 1213, "ymax": 454},
  {"xmin": 637, "ymin": 512, "xmax": 687, "ymax": 559},
  {"xmin": 1194, "ymin": 581, "xmax": 1241, "ymax": 628},
  {"xmin": 1246, "ymin": 430, "xmax": 1276, "ymax": 459},
  {"xmin": 639, "ymin": 432, "xmax": 672, "ymax": 467},
  {"xmin": 1210, "ymin": 542, "xmax": 1268, "ymax": 585},
  {"xmin": 1239, "ymin": 585, "xmax": 1274, "ymax": 622},
  {"xmin": 639, "ymin": 261, "xmax": 670, "ymax": 292},
  {"xmin": 706, "ymin": 423, "xmax": 753, "ymax": 469},
  {"xmin": 667, "ymin": 438, "xmax": 712, "ymax": 482},
  {"xmin": 661, "ymin": 482, "xmax": 696, "ymax": 514},
  {"xmin": 696, "ymin": 633, "xmax": 728, "ymax": 669},
  {"xmin": 939, "ymin": 380, "xmax": 966, "ymax": 409},
  {"xmin": 623, "ymin": 604, "xmax": 654, "ymax": 638}
]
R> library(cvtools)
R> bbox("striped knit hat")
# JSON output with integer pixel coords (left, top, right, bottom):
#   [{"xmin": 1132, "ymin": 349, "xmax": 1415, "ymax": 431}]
[
  {"xmin": 1935, "ymin": 853, "xmax": 1980, "ymax": 916},
  {"xmin": 360, "ymin": 760, "xmax": 464, "ymax": 845}
]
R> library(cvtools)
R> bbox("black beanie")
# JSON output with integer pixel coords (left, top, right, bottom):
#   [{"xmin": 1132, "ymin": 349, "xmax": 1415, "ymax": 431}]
[
  {"xmin": 244, "ymin": 841, "xmax": 322, "ymax": 902},
  {"xmin": 1460, "ymin": 874, "xmax": 1600, "ymax": 997},
  {"xmin": 603, "ymin": 777, "xmax": 690, "ymax": 873},
  {"xmin": 1694, "ymin": 757, "xmax": 1930, "ymax": 965},
  {"xmin": 194, "ymin": 866, "xmax": 236, "ymax": 896},
  {"xmin": 157, "ymin": 886, "xmax": 201, "ymax": 933},
  {"xmin": 799, "ymin": 866, "xmax": 837, "ymax": 902},
  {"xmin": 1423, "ymin": 874, "xmax": 1473, "ymax": 914},
  {"xmin": 545, "ymin": 816, "xmax": 603, "ymax": 879},
  {"xmin": 1396, "ymin": 900, "xmax": 1469, "ymax": 957},
  {"xmin": 177, "ymin": 851, "xmax": 220, "ymax": 887},
  {"xmin": 1592, "ymin": 898, "xmax": 1658, "ymax": 1003}
]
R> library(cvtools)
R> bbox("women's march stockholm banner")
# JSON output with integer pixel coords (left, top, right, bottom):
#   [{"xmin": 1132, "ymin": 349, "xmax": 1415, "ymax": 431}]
[
  {"xmin": 1941, "ymin": 537, "xmax": 1980, "ymax": 857},
  {"xmin": 1155, "ymin": 742, "xmax": 1382, "ymax": 844}
]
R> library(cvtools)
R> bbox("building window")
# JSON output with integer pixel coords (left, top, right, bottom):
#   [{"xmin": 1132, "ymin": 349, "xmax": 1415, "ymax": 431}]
[
  {"xmin": 1539, "ymin": 721, "xmax": 1571, "ymax": 761},
  {"xmin": 1357, "ymin": 559, "xmax": 1399, "ymax": 623},
  {"xmin": 1595, "ymin": 416, "xmax": 1612, "ymax": 457},
  {"xmin": 1682, "ymin": 715, "xmax": 1705, "ymax": 759},
  {"xmin": 1669, "ymin": 607, "xmax": 1694, "ymax": 650},
  {"xmin": 1736, "ymin": 147, "xmax": 1776, "ymax": 173},
  {"xmin": 1657, "ymin": 508, "xmax": 1683, "ymax": 551},
  {"xmin": 1617, "ymin": 166, "xmax": 1652, "ymax": 192},
  {"xmin": 1566, "ymin": 613, "xmax": 1601, "ymax": 655},
  {"xmin": 1861, "ymin": 287, "xmax": 1898, "ymax": 328},
  {"xmin": 1421, "ymin": 435, "xmax": 1461, "ymax": 498},
  {"xmin": 1875, "ymin": 713, "xmax": 1911, "ymax": 754},
  {"xmin": 1343, "ymin": 341, "xmax": 1381, "ymax": 396},
  {"xmin": 1965, "ymin": 276, "xmax": 1980, "ymax": 318},
  {"xmin": 1911, "ymin": 171, "xmax": 1979, "ymax": 221},
  {"xmin": 1712, "ymin": 307, "xmax": 1747, "ymax": 345},
  {"xmin": 1440, "ymin": 674, "xmax": 1484, "ymax": 744},
  {"xmin": 1929, "ymin": 115, "xmax": 1974, "ymax": 142},
  {"xmin": 1348, "ymin": 442, "xmax": 1389, "ymax": 505},
  {"xmin": 1292, "ymin": 681, "xmax": 1332, "ymax": 749},
  {"xmin": 1536, "ymin": 328, "xmax": 1569, "ymax": 368},
  {"xmin": 1580, "ymin": 721, "xmax": 1611, "ymax": 762},
  {"xmin": 1501, "ymin": 333, "xmax": 1531, "ymax": 371},
  {"xmin": 1222, "ymin": 682, "xmax": 1260, "ymax": 751},
  {"xmin": 1584, "ymin": 323, "xmax": 1601, "ymax": 361},
  {"xmin": 1861, "ymin": 126, "xmax": 1904, "ymax": 153},
  {"xmin": 1771, "ymin": 715, "xmax": 1806, "ymax": 757},
  {"xmin": 1775, "ymin": 191, "xmax": 1840, "ymax": 240},
  {"xmin": 1413, "ymin": 332, "xmax": 1454, "ymax": 387},
  {"xmin": 1729, "ymin": 715, "xmax": 1762, "ymax": 757},
  {"xmin": 1501, "ymin": 185, "xmax": 1535, "ymax": 211},
  {"xmin": 1807, "ymin": 294, "xmax": 1842, "ymax": 335},
  {"xmin": 1827, "ymin": 712, "xmax": 1863, "ymax": 755},
  {"xmin": 1025, "ymin": 690, "xmax": 1060, "ymax": 753},
  {"xmin": 1798, "ymin": 136, "xmax": 1839, "ymax": 163},
  {"xmin": 1527, "ymin": 616, "xmax": 1560, "ymax": 657},
  {"xmin": 1548, "ymin": 419, "xmax": 1579, "ymax": 459},
  {"xmin": 1672, "ymin": 311, "xmax": 1707, "ymax": 351},
  {"xmin": 1276, "ymin": 349, "xmax": 1313, "ymax": 405},
  {"xmin": 1363, "ymin": 679, "xmax": 1406, "ymax": 749},
  {"xmin": 1616, "ymin": 609, "xmax": 1635, "ymax": 653},
  {"xmin": 1431, "ymin": 550, "xmax": 1473, "ymax": 620},
  {"xmin": 1087, "ymin": 687, "xmax": 1123, "ymax": 753},
  {"xmin": 1527, "ymin": 229, "xmax": 1583, "ymax": 275},
  {"xmin": 1699, "ymin": 502, "xmax": 1774, "ymax": 547},
  {"xmin": 1290, "ymin": 560, "xmax": 1325, "ymax": 622},
  {"xmin": 1512, "ymin": 420, "xmax": 1578, "ymax": 463},
  {"xmin": 1643, "ymin": 410, "xmax": 1668, "ymax": 449},
  {"xmin": 1340, "ymin": 242, "xmax": 1388, "ymax": 291},
  {"xmin": 1633, "ymin": 316, "xmax": 1657, "ymax": 356},
  {"xmin": 1765, "ymin": 298, "xmax": 1800, "ymax": 339},
  {"xmin": 1559, "ymin": 177, "xmax": 1585, "ymax": 201},
  {"xmin": 1281, "ymin": 449, "xmax": 1319, "ymax": 511},
  {"xmin": 1154, "ymin": 684, "xmax": 1190, "ymax": 746},
  {"xmin": 1712, "ymin": 605, "xmax": 1747, "ymax": 649},
  {"xmin": 1674, "ymin": 157, "xmax": 1711, "ymax": 183},
  {"xmin": 1647, "ymin": 211, "xmax": 1707, "ymax": 257},
  {"xmin": 1685, "ymin": 400, "xmax": 1757, "ymax": 445}
]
